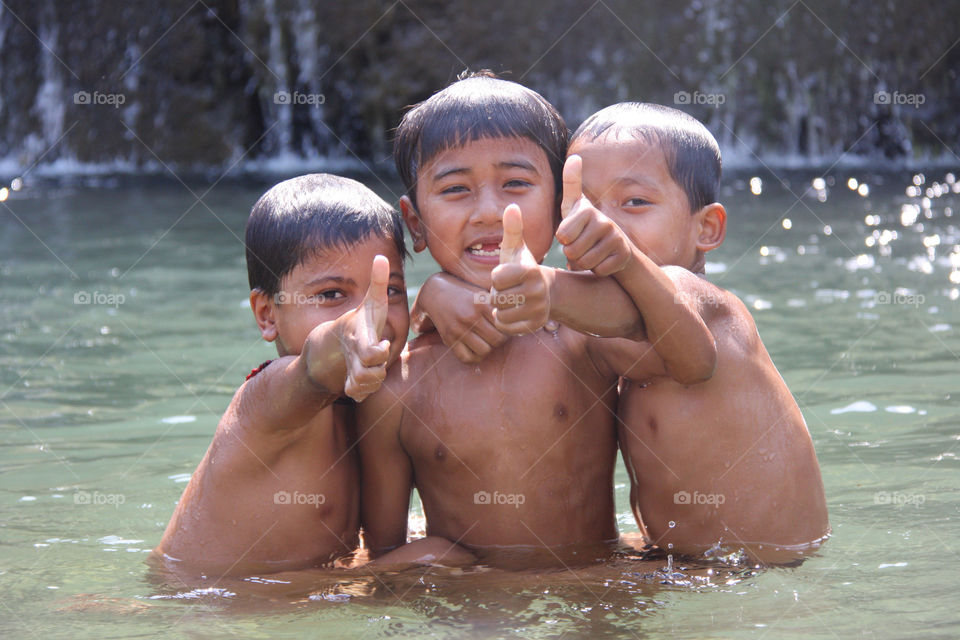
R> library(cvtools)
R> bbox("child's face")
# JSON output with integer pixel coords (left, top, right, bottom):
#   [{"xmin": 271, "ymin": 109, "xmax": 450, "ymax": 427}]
[
  {"xmin": 268, "ymin": 236, "xmax": 409, "ymax": 365},
  {"xmin": 405, "ymin": 136, "xmax": 557, "ymax": 289},
  {"xmin": 568, "ymin": 134, "xmax": 702, "ymax": 270}
]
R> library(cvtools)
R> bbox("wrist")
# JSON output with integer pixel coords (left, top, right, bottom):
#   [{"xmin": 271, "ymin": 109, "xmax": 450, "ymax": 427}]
[{"xmin": 543, "ymin": 266, "xmax": 558, "ymax": 319}]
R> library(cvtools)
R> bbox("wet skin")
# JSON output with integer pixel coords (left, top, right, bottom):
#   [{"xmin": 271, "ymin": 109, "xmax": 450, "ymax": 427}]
[
  {"xmin": 155, "ymin": 237, "xmax": 409, "ymax": 576},
  {"xmin": 571, "ymin": 133, "xmax": 830, "ymax": 561},
  {"xmin": 359, "ymin": 137, "xmax": 626, "ymax": 563}
]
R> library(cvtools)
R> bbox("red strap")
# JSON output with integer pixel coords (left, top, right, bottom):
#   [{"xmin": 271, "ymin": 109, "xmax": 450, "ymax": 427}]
[{"xmin": 245, "ymin": 359, "xmax": 274, "ymax": 381}]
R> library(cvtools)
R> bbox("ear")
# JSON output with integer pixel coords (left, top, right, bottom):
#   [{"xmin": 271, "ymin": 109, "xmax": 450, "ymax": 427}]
[
  {"xmin": 695, "ymin": 202, "xmax": 726, "ymax": 253},
  {"xmin": 249, "ymin": 289, "xmax": 278, "ymax": 342},
  {"xmin": 400, "ymin": 195, "xmax": 427, "ymax": 253}
]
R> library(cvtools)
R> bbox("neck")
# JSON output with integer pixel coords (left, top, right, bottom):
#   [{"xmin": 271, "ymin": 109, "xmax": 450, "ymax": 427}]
[{"xmin": 689, "ymin": 250, "xmax": 706, "ymax": 274}]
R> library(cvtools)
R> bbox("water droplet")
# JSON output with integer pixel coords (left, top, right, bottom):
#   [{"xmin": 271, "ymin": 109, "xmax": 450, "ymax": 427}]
[{"xmin": 668, "ymin": 520, "xmax": 676, "ymax": 528}]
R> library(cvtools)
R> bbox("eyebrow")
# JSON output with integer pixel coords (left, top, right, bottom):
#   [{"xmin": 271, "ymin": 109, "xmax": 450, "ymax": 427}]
[
  {"xmin": 432, "ymin": 159, "xmax": 539, "ymax": 182},
  {"xmin": 615, "ymin": 175, "xmax": 662, "ymax": 192},
  {"xmin": 304, "ymin": 272, "xmax": 405, "ymax": 288},
  {"xmin": 303, "ymin": 275, "xmax": 355, "ymax": 288}
]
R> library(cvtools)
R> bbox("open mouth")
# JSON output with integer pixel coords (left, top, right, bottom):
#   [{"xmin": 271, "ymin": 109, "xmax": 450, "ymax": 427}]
[{"xmin": 466, "ymin": 239, "xmax": 503, "ymax": 260}]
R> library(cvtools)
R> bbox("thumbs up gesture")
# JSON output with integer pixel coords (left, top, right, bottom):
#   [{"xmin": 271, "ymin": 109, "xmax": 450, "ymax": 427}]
[
  {"xmin": 489, "ymin": 204, "xmax": 554, "ymax": 335},
  {"xmin": 339, "ymin": 255, "xmax": 393, "ymax": 401},
  {"xmin": 555, "ymin": 155, "xmax": 633, "ymax": 276}
]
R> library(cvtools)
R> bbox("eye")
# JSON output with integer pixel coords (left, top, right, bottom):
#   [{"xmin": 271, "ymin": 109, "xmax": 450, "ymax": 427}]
[
  {"xmin": 504, "ymin": 179, "xmax": 532, "ymax": 189},
  {"xmin": 624, "ymin": 197, "xmax": 651, "ymax": 208},
  {"xmin": 387, "ymin": 285, "xmax": 405, "ymax": 298},
  {"xmin": 440, "ymin": 184, "xmax": 469, "ymax": 195},
  {"xmin": 314, "ymin": 289, "xmax": 346, "ymax": 304}
]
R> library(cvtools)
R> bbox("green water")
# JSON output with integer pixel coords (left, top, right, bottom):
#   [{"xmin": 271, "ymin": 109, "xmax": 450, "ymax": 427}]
[{"xmin": 1, "ymin": 168, "xmax": 958, "ymax": 639}]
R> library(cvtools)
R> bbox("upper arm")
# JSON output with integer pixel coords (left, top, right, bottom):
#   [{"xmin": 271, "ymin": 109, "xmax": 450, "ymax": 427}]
[
  {"xmin": 356, "ymin": 377, "xmax": 414, "ymax": 555},
  {"xmin": 236, "ymin": 355, "xmax": 337, "ymax": 435}
]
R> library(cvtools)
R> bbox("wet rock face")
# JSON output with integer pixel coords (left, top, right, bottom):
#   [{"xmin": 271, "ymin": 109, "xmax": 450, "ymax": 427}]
[{"xmin": 0, "ymin": 0, "xmax": 957, "ymax": 171}]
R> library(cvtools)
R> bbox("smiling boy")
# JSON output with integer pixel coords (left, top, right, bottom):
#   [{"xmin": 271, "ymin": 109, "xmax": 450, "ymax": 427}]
[
  {"xmin": 562, "ymin": 104, "xmax": 829, "ymax": 561},
  {"xmin": 356, "ymin": 74, "xmax": 714, "ymax": 567},
  {"xmin": 419, "ymin": 103, "xmax": 831, "ymax": 563}
]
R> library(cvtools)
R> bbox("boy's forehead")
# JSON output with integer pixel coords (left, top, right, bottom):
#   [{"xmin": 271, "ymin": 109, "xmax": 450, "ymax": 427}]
[{"xmin": 571, "ymin": 133, "xmax": 669, "ymax": 174}]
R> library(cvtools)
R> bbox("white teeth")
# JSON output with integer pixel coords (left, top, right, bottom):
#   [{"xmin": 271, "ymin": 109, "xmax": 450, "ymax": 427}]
[{"xmin": 468, "ymin": 245, "xmax": 500, "ymax": 258}]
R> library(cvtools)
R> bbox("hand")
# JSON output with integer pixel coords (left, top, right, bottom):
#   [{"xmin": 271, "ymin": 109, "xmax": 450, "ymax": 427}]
[
  {"xmin": 489, "ymin": 204, "xmax": 553, "ymax": 335},
  {"xmin": 411, "ymin": 273, "xmax": 508, "ymax": 364},
  {"xmin": 555, "ymin": 154, "xmax": 633, "ymax": 276},
  {"xmin": 336, "ymin": 255, "xmax": 392, "ymax": 401}
]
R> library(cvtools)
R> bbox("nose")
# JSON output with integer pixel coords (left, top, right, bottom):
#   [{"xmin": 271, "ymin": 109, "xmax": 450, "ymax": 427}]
[{"xmin": 471, "ymin": 188, "xmax": 503, "ymax": 226}]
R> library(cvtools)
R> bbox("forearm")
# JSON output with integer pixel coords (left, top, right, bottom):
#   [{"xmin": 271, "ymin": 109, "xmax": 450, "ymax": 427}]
[
  {"xmin": 360, "ymin": 469, "xmax": 412, "ymax": 556},
  {"xmin": 548, "ymin": 269, "xmax": 646, "ymax": 338},
  {"xmin": 613, "ymin": 250, "xmax": 716, "ymax": 384},
  {"xmin": 300, "ymin": 320, "xmax": 348, "ymax": 398},
  {"xmin": 358, "ymin": 397, "xmax": 413, "ymax": 557},
  {"xmin": 409, "ymin": 281, "xmax": 436, "ymax": 335}
]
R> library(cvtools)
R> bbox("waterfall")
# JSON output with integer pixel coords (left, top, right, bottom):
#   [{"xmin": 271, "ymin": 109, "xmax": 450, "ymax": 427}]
[{"xmin": 0, "ymin": 1, "xmax": 956, "ymax": 175}]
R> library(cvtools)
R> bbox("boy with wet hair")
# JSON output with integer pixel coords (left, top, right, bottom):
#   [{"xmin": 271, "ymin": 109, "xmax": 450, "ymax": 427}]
[
  {"xmin": 564, "ymin": 103, "xmax": 829, "ymax": 561},
  {"xmin": 155, "ymin": 173, "xmax": 412, "ymax": 576},
  {"xmin": 422, "ymin": 102, "xmax": 830, "ymax": 563},
  {"xmin": 357, "ymin": 74, "xmax": 715, "ymax": 566}
]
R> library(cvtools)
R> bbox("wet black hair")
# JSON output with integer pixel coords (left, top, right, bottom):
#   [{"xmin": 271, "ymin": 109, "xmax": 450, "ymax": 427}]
[
  {"xmin": 571, "ymin": 103, "xmax": 722, "ymax": 212},
  {"xmin": 245, "ymin": 173, "xmax": 407, "ymax": 296},
  {"xmin": 393, "ymin": 70, "xmax": 569, "ymax": 209}
]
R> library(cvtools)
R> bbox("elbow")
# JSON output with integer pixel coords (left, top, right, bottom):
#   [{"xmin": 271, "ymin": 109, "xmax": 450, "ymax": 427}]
[{"xmin": 671, "ymin": 342, "xmax": 718, "ymax": 386}]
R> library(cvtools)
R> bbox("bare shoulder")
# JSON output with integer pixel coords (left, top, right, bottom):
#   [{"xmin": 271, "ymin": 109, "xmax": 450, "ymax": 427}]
[
  {"xmin": 673, "ymin": 271, "xmax": 764, "ymax": 354},
  {"xmin": 663, "ymin": 268, "xmax": 750, "ymax": 323}
]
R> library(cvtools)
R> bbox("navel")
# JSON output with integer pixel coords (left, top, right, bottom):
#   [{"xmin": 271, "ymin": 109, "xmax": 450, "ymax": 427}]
[
  {"xmin": 554, "ymin": 402, "xmax": 568, "ymax": 420},
  {"xmin": 434, "ymin": 443, "xmax": 447, "ymax": 461}
]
